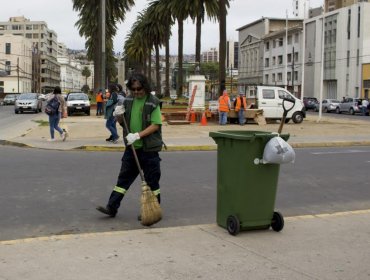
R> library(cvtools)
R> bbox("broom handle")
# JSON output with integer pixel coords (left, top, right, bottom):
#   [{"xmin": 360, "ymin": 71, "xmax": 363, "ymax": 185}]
[{"xmin": 121, "ymin": 115, "xmax": 146, "ymax": 182}]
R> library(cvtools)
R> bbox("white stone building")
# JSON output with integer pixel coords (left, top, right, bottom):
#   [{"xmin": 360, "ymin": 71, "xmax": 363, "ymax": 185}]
[{"xmin": 0, "ymin": 34, "xmax": 32, "ymax": 93}]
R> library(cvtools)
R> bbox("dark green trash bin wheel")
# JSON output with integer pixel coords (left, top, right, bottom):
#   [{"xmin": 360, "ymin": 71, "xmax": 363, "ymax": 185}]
[
  {"xmin": 271, "ymin": 211, "xmax": 284, "ymax": 232},
  {"xmin": 227, "ymin": 215, "xmax": 240, "ymax": 236}
]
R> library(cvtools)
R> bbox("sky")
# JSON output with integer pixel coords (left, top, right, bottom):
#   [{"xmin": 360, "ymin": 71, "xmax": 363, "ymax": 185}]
[{"xmin": 0, "ymin": 0, "xmax": 323, "ymax": 55}]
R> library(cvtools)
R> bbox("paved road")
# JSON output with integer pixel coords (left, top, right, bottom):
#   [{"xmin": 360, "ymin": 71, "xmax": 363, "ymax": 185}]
[{"xmin": 1, "ymin": 145, "xmax": 370, "ymax": 241}]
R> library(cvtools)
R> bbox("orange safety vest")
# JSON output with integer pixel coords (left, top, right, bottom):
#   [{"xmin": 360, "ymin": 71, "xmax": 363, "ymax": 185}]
[
  {"xmin": 218, "ymin": 95, "xmax": 230, "ymax": 112},
  {"xmin": 96, "ymin": 92, "xmax": 103, "ymax": 103},
  {"xmin": 235, "ymin": 96, "xmax": 247, "ymax": 112}
]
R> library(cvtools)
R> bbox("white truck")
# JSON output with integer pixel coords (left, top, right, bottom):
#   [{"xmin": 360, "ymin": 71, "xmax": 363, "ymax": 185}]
[{"xmin": 227, "ymin": 86, "xmax": 305, "ymax": 124}]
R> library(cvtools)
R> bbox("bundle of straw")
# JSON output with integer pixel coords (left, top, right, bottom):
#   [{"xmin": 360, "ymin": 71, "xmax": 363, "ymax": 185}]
[{"xmin": 140, "ymin": 182, "xmax": 162, "ymax": 226}]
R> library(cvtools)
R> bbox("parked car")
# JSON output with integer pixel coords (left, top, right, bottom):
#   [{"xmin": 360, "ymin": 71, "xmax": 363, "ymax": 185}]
[
  {"xmin": 66, "ymin": 92, "xmax": 90, "ymax": 116},
  {"xmin": 15, "ymin": 93, "xmax": 42, "ymax": 114},
  {"xmin": 38, "ymin": 93, "xmax": 47, "ymax": 101},
  {"xmin": 314, "ymin": 99, "xmax": 341, "ymax": 113},
  {"xmin": 3, "ymin": 94, "xmax": 18, "ymax": 105},
  {"xmin": 303, "ymin": 97, "xmax": 319, "ymax": 110},
  {"xmin": 335, "ymin": 98, "xmax": 361, "ymax": 115}
]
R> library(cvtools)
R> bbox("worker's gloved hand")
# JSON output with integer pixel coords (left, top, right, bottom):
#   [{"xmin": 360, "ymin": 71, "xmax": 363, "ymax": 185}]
[
  {"xmin": 126, "ymin": 132, "xmax": 140, "ymax": 145},
  {"xmin": 113, "ymin": 104, "xmax": 125, "ymax": 117}
]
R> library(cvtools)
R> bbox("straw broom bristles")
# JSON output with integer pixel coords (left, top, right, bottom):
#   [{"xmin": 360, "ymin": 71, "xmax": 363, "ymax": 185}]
[{"xmin": 140, "ymin": 182, "xmax": 162, "ymax": 226}]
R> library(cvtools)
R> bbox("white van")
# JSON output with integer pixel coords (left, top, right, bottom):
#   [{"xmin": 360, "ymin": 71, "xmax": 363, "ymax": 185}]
[{"xmin": 251, "ymin": 86, "xmax": 305, "ymax": 123}]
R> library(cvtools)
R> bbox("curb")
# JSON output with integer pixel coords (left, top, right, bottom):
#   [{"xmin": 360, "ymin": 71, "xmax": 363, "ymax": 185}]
[{"xmin": 2, "ymin": 140, "xmax": 370, "ymax": 152}]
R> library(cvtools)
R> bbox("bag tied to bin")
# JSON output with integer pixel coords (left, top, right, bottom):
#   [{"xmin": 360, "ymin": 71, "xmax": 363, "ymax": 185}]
[{"xmin": 262, "ymin": 136, "xmax": 295, "ymax": 164}]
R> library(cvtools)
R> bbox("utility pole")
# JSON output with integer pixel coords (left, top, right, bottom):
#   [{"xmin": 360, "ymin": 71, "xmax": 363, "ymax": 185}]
[
  {"xmin": 17, "ymin": 57, "xmax": 19, "ymax": 94},
  {"xmin": 292, "ymin": 46, "xmax": 295, "ymax": 95},
  {"xmin": 100, "ymin": 0, "xmax": 106, "ymax": 91}
]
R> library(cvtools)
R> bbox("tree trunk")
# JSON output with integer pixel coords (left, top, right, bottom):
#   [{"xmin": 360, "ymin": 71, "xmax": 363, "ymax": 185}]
[
  {"xmin": 165, "ymin": 28, "xmax": 170, "ymax": 98},
  {"xmin": 148, "ymin": 50, "xmax": 152, "ymax": 87},
  {"xmin": 195, "ymin": 12, "xmax": 202, "ymax": 64},
  {"xmin": 155, "ymin": 44, "xmax": 161, "ymax": 96},
  {"xmin": 177, "ymin": 19, "xmax": 184, "ymax": 97},
  {"xmin": 218, "ymin": 0, "xmax": 227, "ymax": 96}
]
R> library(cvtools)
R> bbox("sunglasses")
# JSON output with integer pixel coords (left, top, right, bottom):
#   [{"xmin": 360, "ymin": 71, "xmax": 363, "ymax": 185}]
[{"xmin": 130, "ymin": 86, "xmax": 143, "ymax": 92}]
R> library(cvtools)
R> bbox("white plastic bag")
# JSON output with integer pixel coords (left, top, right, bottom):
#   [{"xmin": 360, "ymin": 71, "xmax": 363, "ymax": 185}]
[{"xmin": 262, "ymin": 136, "xmax": 295, "ymax": 164}]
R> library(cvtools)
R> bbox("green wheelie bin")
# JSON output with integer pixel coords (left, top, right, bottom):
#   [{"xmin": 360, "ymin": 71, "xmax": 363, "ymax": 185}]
[{"xmin": 209, "ymin": 130, "xmax": 289, "ymax": 236}]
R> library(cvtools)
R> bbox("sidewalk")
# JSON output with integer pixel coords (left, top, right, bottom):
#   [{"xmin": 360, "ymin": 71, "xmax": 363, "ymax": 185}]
[
  {"xmin": 2, "ymin": 112, "xmax": 370, "ymax": 150},
  {"xmin": 1, "ymin": 210, "xmax": 370, "ymax": 279},
  {"xmin": 1, "ymin": 113, "xmax": 370, "ymax": 279}
]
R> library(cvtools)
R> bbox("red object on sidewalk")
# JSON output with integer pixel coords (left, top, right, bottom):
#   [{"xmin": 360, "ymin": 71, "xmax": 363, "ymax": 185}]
[
  {"xmin": 200, "ymin": 112, "xmax": 207, "ymax": 126},
  {"xmin": 190, "ymin": 111, "xmax": 196, "ymax": 123}
]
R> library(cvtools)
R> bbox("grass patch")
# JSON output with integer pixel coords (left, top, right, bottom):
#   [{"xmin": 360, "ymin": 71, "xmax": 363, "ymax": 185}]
[{"xmin": 33, "ymin": 120, "xmax": 49, "ymax": 126}]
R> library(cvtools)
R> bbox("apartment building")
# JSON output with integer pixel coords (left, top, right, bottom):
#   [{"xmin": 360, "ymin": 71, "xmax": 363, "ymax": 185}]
[
  {"xmin": 304, "ymin": 1, "xmax": 370, "ymax": 99},
  {"xmin": 325, "ymin": 0, "xmax": 368, "ymax": 12},
  {"xmin": 0, "ymin": 16, "xmax": 60, "ymax": 93},
  {"xmin": 263, "ymin": 24, "xmax": 303, "ymax": 96},
  {"xmin": 237, "ymin": 17, "xmax": 303, "ymax": 92},
  {"xmin": 201, "ymin": 48, "xmax": 219, "ymax": 63},
  {"xmin": 0, "ymin": 34, "xmax": 32, "ymax": 93}
]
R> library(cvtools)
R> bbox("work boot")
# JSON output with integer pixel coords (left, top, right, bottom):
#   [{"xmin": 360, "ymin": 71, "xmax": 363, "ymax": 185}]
[
  {"xmin": 96, "ymin": 205, "xmax": 117, "ymax": 217},
  {"xmin": 105, "ymin": 135, "xmax": 113, "ymax": 142}
]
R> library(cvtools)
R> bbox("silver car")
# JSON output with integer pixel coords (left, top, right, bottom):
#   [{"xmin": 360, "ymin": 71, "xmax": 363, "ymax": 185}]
[
  {"xmin": 336, "ymin": 98, "xmax": 361, "ymax": 115},
  {"xmin": 15, "ymin": 93, "xmax": 42, "ymax": 114},
  {"xmin": 315, "ymin": 99, "xmax": 341, "ymax": 113}
]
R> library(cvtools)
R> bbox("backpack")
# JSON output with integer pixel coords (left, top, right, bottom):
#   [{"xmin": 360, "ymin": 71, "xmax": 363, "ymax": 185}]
[{"xmin": 45, "ymin": 96, "xmax": 60, "ymax": 116}]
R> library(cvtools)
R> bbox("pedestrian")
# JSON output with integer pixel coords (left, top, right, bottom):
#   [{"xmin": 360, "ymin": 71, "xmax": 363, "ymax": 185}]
[
  {"xmin": 361, "ymin": 98, "xmax": 369, "ymax": 116},
  {"xmin": 96, "ymin": 89, "xmax": 104, "ymax": 116},
  {"xmin": 234, "ymin": 92, "xmax": 247, "ymax": 125},
  {"xmin": 104, "ymin": 84, "xmax": 119, "ymax": 143},
  {"xmin": 96, "ymin": 73, "xmax": 163, "ymax": 218},
  {"xmin": 117, "ymin": 83, "xmax": 126, "ymax": 98},
  {"xmin": 218, "ymin": 89, "xmax": 231, "ymax": 125},
  {"xmin": 46, "ymin": 86, "xmax": 67, "ymax": 142}
]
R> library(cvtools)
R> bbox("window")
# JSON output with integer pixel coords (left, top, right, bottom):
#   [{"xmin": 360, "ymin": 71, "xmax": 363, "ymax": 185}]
[
  {"xmin": 26, "ymin": 33, "xmax": 32, "ymax": 38},
  {"xmin": 265, "ymin": 58, "xmax": 269, "ymax": 67},
  {"xmin": 272, "ymin": 73, "xmax": 276, "ymax": 82},
  {"xmin": 265, "ymin": 41, "xmax": 270, "ymax": 51},
  {"xmin": 265, "ymin": 74, "xmax": 269, "ymax": 84},
  {"xmin": 278, "ymin": 38, "xmax": 283, "ymax": 47},
  {"xmin": 288, "ymin": 53, "xmax": 292, "ymax": 63},
  {"xmin": 358, "ymin": 7, "xmax": 361, "ymax": 38},
  {"xmin": 278, "ymin": 55, "xmax": 283, "ymax": 65},
  {"xmin": 262, "ymin": 89, "xmax": 275, "ymax": 99},
  {"xmin": 272, "ymin": 56, "xmax": 276, "ymax": 65},
  {"xmin": 278, "ymin": 90, "xmax": 290, "ymax": 99},
  {"xmin": 5, "ymin": 61, "xmax": 11, "ymax": 75},
  {"xmin": 5, "ymin": 43, "xmax": 11, "ymax": 54},
  {"xmin": 347, "ymin": 9, "xmax": 351, "ymax": 40},
  {"xmin": 357, "ymin": 49, "xmax": 359, "ymax": 66},
  {"xmin": 33, "ymin": 24, "xmax": 39, "ymax": 29},
  {"xmin": 294, "ymin": 71, "xmax": 298, "ymax": 81},
  {"xmin": 273, "ymin": 40, "xmax": 276, "ymax": 48},
  {"xmin": 347, "ymin": 50, "xmax": 350, "ymax": 67},
  {"xmin": 288, "ymin": 35, "xmax": 292, "ymax": 44},
  {"xmin": 26, "ymin": 25, "xmax": 32, "ymax": 30},
  {"xmin": 294, "ymin": 52, "xmax": 298, "ymax": 62},
  {"xmin": 278, "ymin": 73, "xmax": 283, "ymax": 81},
  {"xmin": 287, "ymin": 72, "xmax": 292, "ymax": 81}
]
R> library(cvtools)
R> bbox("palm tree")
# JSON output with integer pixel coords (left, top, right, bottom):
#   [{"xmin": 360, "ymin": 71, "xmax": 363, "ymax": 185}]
[
  {"xmin": 81, "ymin": 66, "xmax": 91, "ymax": 87},
  {"xmin": 218, "ymin": 0, "xmax": 228, "ymax": 96},
  {"xmin": 72, "ymin": 0, "xmax": 135, "ymax": 90}
]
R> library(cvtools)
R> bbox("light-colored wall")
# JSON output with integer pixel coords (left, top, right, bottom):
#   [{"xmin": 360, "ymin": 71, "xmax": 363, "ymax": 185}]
[{"xmin": 0, "ymin": 34, "xmax": 32, "ymax": 93}]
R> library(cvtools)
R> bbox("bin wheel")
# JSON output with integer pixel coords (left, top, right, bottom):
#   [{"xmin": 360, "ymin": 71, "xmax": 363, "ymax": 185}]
[
  {"xmin": 227, "ymin": 215, "xmax": 240, "ymax": 236},
  {"xmin": 271, "ymin": 211, "xmax": 284, "ymax": 232}
]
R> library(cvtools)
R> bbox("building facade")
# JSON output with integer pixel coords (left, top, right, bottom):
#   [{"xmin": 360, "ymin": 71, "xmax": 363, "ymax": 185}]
[
  {"xmin": 0, "ymin": 16, "xmax": 60, "ymax": 93},
  {"xmin": 325, "ymin": 0, "xmax": 368, "ymax": 12},
  {"xmin": 237, "ymin": 17, "xmax": 303, "ymax": 92},
  {"xmin": 304, "ymin": 2, "xmax": 370, "ymax": 99},
  {"xmin": 0, "ymin": 34, "xmax": 32, "ymax": 93}
]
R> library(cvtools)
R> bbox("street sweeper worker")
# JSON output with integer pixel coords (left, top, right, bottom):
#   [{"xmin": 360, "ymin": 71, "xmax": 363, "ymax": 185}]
[{"xmin": 96, "ymin": 73, "xmax": 163, "ymax": 218}]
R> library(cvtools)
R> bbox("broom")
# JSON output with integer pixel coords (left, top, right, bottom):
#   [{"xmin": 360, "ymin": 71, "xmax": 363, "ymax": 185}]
[{"xmin": 121, "ymin": 113, "xmax": 162, "ymax": 226}]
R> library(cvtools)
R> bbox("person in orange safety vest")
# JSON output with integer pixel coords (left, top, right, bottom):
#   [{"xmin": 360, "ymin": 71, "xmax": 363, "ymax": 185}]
[
  {"xmin": 218, "ymin": 90, "xmax": 231, "ymax": 125},
  {"xmin": 234, "ymin": 92, "xmax": 247, "ymax": 125}
]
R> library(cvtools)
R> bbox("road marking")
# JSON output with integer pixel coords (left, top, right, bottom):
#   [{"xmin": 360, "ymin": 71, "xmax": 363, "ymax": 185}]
[
  {"xmin": 1, "ymin": 209, "xmax": 370, "ymax": 245},
  {"xmin": 312, "ymin": 149, "xmax": 369, "ymax": 155}
]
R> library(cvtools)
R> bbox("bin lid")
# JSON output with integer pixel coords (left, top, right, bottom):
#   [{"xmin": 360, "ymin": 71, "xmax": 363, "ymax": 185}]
[{"xmin": 209, "ymin": 130, "xmax": 289, "ymax": 142}]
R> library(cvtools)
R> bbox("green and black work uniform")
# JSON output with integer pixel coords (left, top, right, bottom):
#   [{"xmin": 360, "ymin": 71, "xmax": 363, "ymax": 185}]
[{"xmin": 106, "ymin": 94, "xmax": 163, "ymax": 216}]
